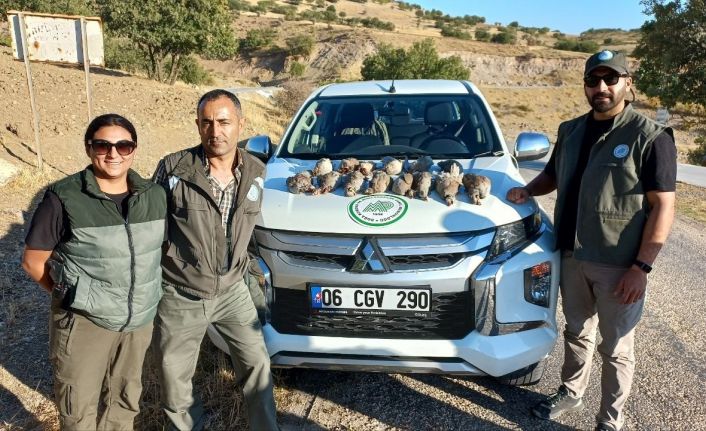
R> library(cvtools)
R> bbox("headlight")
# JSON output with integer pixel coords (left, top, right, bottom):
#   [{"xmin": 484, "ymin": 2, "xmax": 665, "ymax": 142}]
[{"xmin": 486, "ymin": 211, "xmax": 542, "ymax": 262}]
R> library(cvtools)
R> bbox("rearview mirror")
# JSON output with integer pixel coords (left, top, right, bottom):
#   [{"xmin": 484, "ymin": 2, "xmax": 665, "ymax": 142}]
[{"xmin": 514, "ymin": 132, "xmax": 550, "ymax": 162}]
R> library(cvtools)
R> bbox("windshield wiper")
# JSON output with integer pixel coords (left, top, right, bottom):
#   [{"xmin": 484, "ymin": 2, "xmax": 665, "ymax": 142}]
[{"xmin": 472, "ymin": 150, "xmax": 504, "ymax": 158}]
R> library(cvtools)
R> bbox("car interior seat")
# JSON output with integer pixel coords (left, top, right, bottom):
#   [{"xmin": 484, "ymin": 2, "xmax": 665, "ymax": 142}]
[
  {"xmin": 410, "ymin": 102, "xmax": 468, "ymax": 154},
  {"xmin": 326, "ymin": 103, "xmax": 383, "ymax": 153},
  {"xmin": 387, "ymin": 105, "xmax": 427, "ymax": 147}
]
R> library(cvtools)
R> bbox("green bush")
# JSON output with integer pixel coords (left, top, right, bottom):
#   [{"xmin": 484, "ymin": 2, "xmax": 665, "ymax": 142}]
[
  {"xmin": 361, "ymin": 38, "xmax": 468, "ymax": 80},
  {"xmin": 289, "ymin": 61, "xmax": 306, "ymax": 77},
  {"xmin": 491, "ymin": 31, "xmax": 516, "ymax": 44},
  {"xmin": 474, "ymin": 29, "xmax": 490, "ymax": 42},
  {"xmin": 687, "ymin": 135, "xmax": 706, "ymax": 166},
  {"xmin": 104, "ymin": 36, "xmax": 147, "ymax": 74},
  {"xmin": 553, "ymin": 39, "xmax": 599, "ymax": 53},
  {"xmin": 239, "ymin": 28, "xmax": 278, "ymax": 54},
  {"xmin": 604, "ymin": 37, "xmax": 613, "ymax": 44},
  {"xmin": 440, "ymin": 25, "xmax": 471, "ymax": 40},
  {"xmin": 177, "ymin": 56, "xmax": 213, "ymax": 85},
  {"xmin": 285, "ymin": 34, "xmax": 315, "ymax": 57},
  {"xmin": 360, "ymin": 17, "xmax": 395, "ymax": 31},
  {"xmin": 0, "ymin": 33, "xmax": 11, "ymax": 47}
]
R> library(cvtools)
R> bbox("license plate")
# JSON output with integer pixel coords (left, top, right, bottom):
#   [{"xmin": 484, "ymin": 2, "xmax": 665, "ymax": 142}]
[{"xmin": 309, "ymin": 285, "xmax": 431, "ymax": 317}]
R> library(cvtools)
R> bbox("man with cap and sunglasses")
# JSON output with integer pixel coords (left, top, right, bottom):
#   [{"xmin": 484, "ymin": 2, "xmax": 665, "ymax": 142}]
[{"xmin": 506, "ymin": 50, "xmax": 677, "ymax": 431}]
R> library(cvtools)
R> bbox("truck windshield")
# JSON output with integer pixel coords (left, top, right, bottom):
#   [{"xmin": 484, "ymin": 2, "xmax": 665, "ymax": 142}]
[{"xmin": 278, "ymin": 95, "xmax": 503, "ymax": 159}]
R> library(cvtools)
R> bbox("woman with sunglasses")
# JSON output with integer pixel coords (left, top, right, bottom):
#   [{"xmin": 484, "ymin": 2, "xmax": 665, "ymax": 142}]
[{"xmin": 22, "ymin": 113, "xmax": 166, "ymax": 430}]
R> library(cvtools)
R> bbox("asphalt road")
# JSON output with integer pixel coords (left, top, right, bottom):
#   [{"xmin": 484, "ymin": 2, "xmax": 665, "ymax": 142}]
[{"xmin": 275, "ymin": 164, "xmax": 706, "ymax": 431}]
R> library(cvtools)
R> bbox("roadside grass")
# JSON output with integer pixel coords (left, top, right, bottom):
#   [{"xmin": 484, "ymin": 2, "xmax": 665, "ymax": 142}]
[
  {"xmin": 135, "ymin": 342, "xmax": 250, "ymax": 430},
  {"xmin": 676, "ymin": 182, "xmax": 706, "ymax": 224}
]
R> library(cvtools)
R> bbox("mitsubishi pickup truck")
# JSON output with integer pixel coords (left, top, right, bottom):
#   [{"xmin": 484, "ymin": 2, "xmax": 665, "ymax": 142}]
[{"xmin": 209, "ymin": 79, "xmax": 558, "ymax": 385}]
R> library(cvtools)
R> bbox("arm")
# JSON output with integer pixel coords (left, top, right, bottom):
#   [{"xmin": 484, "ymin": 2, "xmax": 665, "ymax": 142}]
[
  {"xmin": 615, "ymin": 190, "xmax": 676, "ymax": 304},
  {"xmin": 22, "ymin": 248, "xmax": 54, "ymax": 293},
  {"xmin": 506, "ymin": 171, "xmax": 558, "ymax": 204}
]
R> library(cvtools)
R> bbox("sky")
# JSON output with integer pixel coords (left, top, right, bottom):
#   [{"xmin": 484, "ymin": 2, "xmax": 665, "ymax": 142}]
[{"xmin": 411, "ymin": 0, "xmax": 651, "ymax": 35}]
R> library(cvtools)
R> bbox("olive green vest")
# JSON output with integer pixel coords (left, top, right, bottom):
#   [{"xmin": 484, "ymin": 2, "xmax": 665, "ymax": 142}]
[
  {"xmin": 161, "ymin": 146, "xmax": 265, "ymax": 299},
  {"xmin": 553, "ymin": 104, "xmax": 669, "ymax": 267},
  {"xmin": 48, "ymin": 167, "xmax": 166, "ymax": 332}
]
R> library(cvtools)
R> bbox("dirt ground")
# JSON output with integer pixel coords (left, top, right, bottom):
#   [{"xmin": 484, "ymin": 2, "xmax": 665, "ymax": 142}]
[{"xmin": 0, "ymin": 23, "xmax": 704, "ymax": 428}]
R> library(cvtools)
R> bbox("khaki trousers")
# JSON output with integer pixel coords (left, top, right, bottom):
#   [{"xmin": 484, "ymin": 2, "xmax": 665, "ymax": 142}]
[
  {"xmin": 560, "ymin": 252, "xmax": 644, "ymax": 430},
  {"xmin": 154, "ymin": 280, "xmax": 278, "ymax": 431},
  {"xmin": 49, "ymin": 300, "xmax": 153, "ymax": 431}
]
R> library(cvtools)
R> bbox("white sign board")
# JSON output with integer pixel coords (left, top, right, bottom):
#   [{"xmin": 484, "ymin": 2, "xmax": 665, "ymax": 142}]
[{"xmin": 7, "ymin": 11, "xmax": 104, "ymax": 66}]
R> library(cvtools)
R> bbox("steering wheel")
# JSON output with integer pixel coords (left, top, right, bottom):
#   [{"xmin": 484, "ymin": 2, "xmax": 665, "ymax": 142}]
[{"xmin": 419, "ymin": 136, "xmax": 468, "ymax": 153}]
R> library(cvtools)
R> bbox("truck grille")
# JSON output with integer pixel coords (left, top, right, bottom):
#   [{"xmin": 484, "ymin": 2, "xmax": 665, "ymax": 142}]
[
  {"xmin": 271, "ymin": 287, "xmax": 474, "ymax": 339},
  {"xmin": 283, "ymin": 251, "xmax": 466, "ymax": 270}
]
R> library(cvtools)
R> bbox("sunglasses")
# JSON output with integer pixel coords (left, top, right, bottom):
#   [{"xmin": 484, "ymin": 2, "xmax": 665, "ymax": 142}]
[
  {"xmin": 88, "ymin": 139, "xmax": 137, "ymax": 156},
  {"xmin": 583, "ymin": 73, "xmax": 628, "ymax": 88}
]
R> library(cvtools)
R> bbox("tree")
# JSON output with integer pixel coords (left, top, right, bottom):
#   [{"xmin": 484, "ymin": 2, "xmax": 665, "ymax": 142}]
[
  {"xmin": 285, "ymin": 34, "xmax": 315, "ymax": 57},
  {"xmin": 99, "ymin": 0, "xmax": 237, "ymax": 84},
  {"xmin": 361, "ymin": 38, "xmax": 469, "ymax": 80},
  {"xmin": 634, "ymin": 0, "xmax": 706, "ymax": 109}
]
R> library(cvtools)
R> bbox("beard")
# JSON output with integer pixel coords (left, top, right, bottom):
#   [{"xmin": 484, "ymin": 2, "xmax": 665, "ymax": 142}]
[{"xmin": 587, "ymin": 88, "xmax": 626, "ymax": 113}]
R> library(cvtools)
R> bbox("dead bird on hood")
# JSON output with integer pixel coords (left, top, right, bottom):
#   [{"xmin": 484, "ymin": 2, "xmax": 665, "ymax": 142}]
[
  {"xmin": 462, "ymin": 173, "xmax": 491, "ymax": 205},
  {"xmin": 412, "ymin": 171, "xmax": 433, "ymax": 201},
  {"xmin": 286, "ymin": 171, "xmax": 315, "ymax": 194},
  {"xmin": 381, "ymin": 156, "xmax": 403, "ymax": 176},
  {"xmin": 365, "ymin": 170, "xmax": 391, "ymax": 195},
  {"xmin": 343, "ymin": 171, "xmax": 366, "ymax": 197},
  {"xmin": 311, "ymin": 157, "xmax": 333, "ymax": 177},
  {"xmin": 358, "ymin": 161, "xmax": 375, "ymax": 178},
  {"xmin": 391, "ymin": 173, "xmax": 414, "ymax": 198},
  {"xmin": 435, "ymin": 172, "xmax": 462, "ymax": 206},
  {"xmin": 407, "ymin": 155, "xmax": 434, "ymax": 173},
  {"xmin": 437, "ymin": 159, "xmax": 463, "ymax": 179},
  {"xmin": 312, "ymin": 171, "xmax": 341, "ymax": 195},
  {"xmin": 338, "ymin": 157, "xmax": 360, "ymax": 174}
]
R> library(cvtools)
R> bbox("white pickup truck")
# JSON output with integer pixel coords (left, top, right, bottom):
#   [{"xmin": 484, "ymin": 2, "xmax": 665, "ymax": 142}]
[{"xmin": 209, "ymin": 79, "xmax": 558, "ymax": 385}]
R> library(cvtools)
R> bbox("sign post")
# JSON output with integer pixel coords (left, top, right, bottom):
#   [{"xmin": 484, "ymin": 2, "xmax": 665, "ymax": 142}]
[
  {"xmin": 80, "ymin": 17, "xmax": 93, "ymax": 122},
  {"xmin": 8, "ymin": 11, "xmax": 104, "ymax": 169},
  {"xmin": 16, "ymin": 12, "xmax": 43, "ymax": 170}
]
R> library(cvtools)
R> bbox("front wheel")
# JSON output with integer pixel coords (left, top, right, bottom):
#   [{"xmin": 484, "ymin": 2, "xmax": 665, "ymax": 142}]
[{"xmin": 498, "ymin": 357, "xmax": 547, "ymax": 386}]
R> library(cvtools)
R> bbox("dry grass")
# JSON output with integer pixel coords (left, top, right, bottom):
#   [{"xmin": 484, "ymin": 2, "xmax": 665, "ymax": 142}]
[{"xmin": 135, "ymin": 342, "xmax": 249, "ymax": 430}]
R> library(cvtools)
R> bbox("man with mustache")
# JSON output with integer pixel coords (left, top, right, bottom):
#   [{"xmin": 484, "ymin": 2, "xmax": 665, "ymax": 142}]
[
  {"xmin": 152, "ymin": 89, "xmax": 278, "ymax": 430},
  {"xmin": 506, "ymin": 51, "xmax": 676, "ymax": 431}
]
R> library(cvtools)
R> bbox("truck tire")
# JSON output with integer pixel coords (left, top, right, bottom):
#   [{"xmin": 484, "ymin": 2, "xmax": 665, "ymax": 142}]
[{"xmin": 498, "ymin": 357, "xmax": 547, "ymax": 386}]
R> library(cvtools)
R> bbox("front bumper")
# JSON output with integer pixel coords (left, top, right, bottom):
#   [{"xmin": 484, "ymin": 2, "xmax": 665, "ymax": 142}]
[{"xmin": 207, "ymin": 226, "xmax": 560, "ymax": 377}]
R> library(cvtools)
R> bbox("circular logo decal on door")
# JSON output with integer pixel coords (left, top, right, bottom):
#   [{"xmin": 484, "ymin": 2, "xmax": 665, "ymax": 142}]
[{"xmin": 348, "ymin": 194, "xmax": 408, "ymax": 227}]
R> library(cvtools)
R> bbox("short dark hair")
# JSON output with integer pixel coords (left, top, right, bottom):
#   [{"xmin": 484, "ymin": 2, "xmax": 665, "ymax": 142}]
[
  {"xmin": 84, "ymin": 113, "xmax": 137, "ymax": 145},
  {"xmin": 197, "ymin": 89, "xmax": 242, "ymax": 117}
]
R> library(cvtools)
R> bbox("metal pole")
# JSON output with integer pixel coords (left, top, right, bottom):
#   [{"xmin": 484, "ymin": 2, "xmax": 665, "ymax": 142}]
[
  {"xmin": 80, "ymin": 17, "xmax": 93, "ymax": 122},
  {"xmin": 17, "ymin": 12, "xmax": 43, "ymax": 170}
]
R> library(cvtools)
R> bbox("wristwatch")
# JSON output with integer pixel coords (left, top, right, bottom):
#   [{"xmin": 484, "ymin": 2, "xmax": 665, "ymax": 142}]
[{"xmin": 633, "ymin": 259, "xmax": 652, "ymax": 274}]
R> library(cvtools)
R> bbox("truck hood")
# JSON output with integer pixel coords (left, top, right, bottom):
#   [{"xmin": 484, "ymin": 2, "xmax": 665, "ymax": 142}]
[{"xmin": 259, "ymin": 157, "xmax": 539, "ymax": 235}]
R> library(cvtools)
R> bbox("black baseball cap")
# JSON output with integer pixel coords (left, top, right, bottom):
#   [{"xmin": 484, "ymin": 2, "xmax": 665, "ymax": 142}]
[{"xmin": 584, "ymin": 50, "xmax": 629, "ymax": 77}]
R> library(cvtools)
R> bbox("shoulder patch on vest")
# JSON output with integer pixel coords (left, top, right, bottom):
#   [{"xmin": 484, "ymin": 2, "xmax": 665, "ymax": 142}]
[
  {"xmin": 254, "ymin": 176, "xmax": 264, "ymax": 188},
  {"xmin": 168, "ymin": 175, "xmax": 181, "ymax": 191},
  {"xmin": 613, "ymin": 144, "xmax": 629, "ymax": 159},
  {"xmin": 247, "ymin": 184, "xmax": 259, "ymax": 201}
]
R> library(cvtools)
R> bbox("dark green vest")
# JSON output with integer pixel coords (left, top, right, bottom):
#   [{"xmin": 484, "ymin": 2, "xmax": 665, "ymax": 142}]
[
  {"xmin": 553, "ymin": 104, "xmax": 669, "ymax": 266},
  {"xmin": 49, "ymin": 167, "xmax": 166, "ymax": 331},
  {"xmin": 161, "ymin": 146, "xmax": 265, "ymax": 299}
]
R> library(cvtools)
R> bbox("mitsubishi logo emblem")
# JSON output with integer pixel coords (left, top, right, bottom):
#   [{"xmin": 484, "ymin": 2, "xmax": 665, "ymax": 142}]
[{"xmin": 349, "ymin": 237, "xmax": 390, "ymax": 273}]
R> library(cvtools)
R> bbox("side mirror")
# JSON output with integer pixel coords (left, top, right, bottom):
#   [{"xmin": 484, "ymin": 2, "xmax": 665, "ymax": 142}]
[
  {"xmin": 514, "ymin": 132, "xmax": 550, "ymax": 162},
  {"xmin": 244, "ymin": 135, "xmax": 273, "ymax": 162}
]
